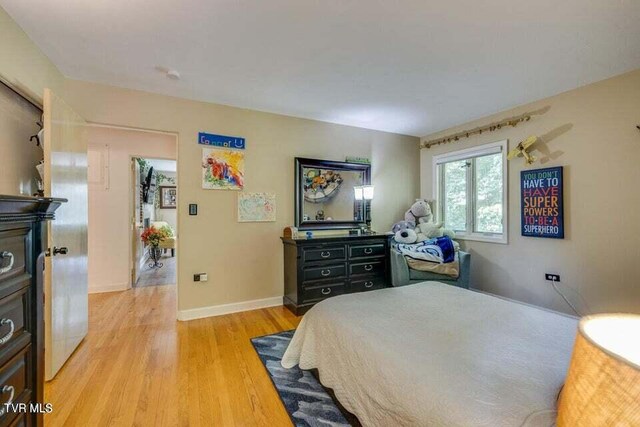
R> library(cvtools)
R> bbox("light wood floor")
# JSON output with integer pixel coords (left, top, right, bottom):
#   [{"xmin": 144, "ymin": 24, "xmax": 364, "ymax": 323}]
[{"xmin": 44, "ymin": 285, "xmax": 302, "ymax": 426}]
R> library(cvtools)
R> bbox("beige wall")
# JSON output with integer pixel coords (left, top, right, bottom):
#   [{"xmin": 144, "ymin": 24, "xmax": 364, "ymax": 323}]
[
  {"xmin": 87, "ymin": 126, "xmax": 176, "ymax": 293},
  {"xmin": 0, "ymin": 5, "xmax": 65, "ymax": 196},
  {"xmin": 421, "ymin": 69, "xmax": 640, "ymax": 315},
  {"xmin": 64, "ymin": 80, "xmax": 420, "ymax": 312},
  {"xmin": 0, "ymin": 6, "xmax": 64, "ymax": 102}
]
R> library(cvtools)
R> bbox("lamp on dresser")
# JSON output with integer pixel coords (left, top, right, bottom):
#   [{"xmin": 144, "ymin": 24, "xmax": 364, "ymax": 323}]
[{"xmin": 354, "ymin": 185, "xmax": 374, "ymax": 234}]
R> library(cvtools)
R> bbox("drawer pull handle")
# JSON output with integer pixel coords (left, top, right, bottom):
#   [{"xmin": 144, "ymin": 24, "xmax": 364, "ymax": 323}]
[
  {"xmin": 320, "ymin": 251, "xmax": 331, "ymax": 258},
  {"xmin": 321, "ymin": 269, "xmax": 331, "ymax": 277},
  {"xmin": 0, "ymin": 251, "xmax": 15, "ymax": 274},
  {"xmin": 364, "ymin": 248, "xmax": 373, "ymax": 254},
  {"xmin": 0, "ymin": 319, "xmax": 14, "ymax": 345},
  {"xmin": 0, "ymin": 385, "xmax": 14, "ymax": 417},
  {"xmin": 364, "ymin": 264, "xmax": 373, "ymax": 271},
  {"xmin": 321, "ymin": 288, "xmax": 332, "ymax": 295},
  {"xmin": 365, "ymin": 281, "xmax": 374, "ymax": 288}
]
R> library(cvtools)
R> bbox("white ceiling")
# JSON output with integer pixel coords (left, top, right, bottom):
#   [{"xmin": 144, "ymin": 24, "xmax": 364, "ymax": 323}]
[{"xmin": 3, "ymin": 1, "xmax": 639, "ymax": 137}]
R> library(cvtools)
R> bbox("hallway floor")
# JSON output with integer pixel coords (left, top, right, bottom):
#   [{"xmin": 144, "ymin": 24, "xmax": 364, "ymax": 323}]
[
  {"xmin": 44, "ymin": 285, "xmax": 301, "ymax": 426},
  {"xmin": 135, "ymin": 253, "xmax": 176, "ymax": 287}
]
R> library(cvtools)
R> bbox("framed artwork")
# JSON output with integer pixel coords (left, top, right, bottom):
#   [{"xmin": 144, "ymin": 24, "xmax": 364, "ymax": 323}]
[
  {"xmin": 521, "ymin": 166, "xmax": 564, "ymax": 238},
  {"xmin": 202, "ymin": 147, "xmax": 245, "ymax": 190},
  {"xmin": 159, "ymin": 186, "xmax": 177, "ymax": 209},
  {"xmin": 238, "ymin": 192, "xmax": 276, "ymax": 222}
]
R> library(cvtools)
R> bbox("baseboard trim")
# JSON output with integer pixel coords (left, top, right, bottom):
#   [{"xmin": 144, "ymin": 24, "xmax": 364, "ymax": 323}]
[
  {"xmin": 89, "ymin": 282, "xmax": 130, "ymax": 294},
  {"xmin": 177, "ymin": 296, "xmax": 283, "ymax": 321}
]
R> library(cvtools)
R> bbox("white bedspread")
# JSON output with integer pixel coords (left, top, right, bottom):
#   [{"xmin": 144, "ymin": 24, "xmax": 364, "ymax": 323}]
[{"xmin": 281, "ymin": 282, "xmax": 578, "ymax": 427}]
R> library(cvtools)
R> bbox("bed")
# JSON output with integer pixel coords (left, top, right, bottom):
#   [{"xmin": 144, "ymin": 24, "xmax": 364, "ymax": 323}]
[{"xmin": 281, "ymin": 282, "xmax": 578, "ymax": 426}]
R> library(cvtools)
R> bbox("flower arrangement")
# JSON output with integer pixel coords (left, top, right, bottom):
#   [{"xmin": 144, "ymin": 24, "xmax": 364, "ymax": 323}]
[{"xmin": 141, "ymin": 226, "xmax": 169, "ymax": 247}]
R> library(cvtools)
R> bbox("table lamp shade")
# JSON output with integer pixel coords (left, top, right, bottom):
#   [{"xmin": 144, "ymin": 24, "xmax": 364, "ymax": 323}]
[{"xmin": 558, "ymin": 314, "xmax": 640, "ymax": 426}]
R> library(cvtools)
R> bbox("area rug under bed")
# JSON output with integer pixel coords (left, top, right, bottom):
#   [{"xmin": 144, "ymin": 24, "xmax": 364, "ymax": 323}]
[{"xmin": 251, "ymin": 330, "xmax": 353, "ymax": 427}]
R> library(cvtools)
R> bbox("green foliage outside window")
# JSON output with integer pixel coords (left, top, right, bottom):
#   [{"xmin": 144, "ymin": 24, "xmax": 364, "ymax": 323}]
[{"xmin": 440, "ymin": 152, "xmax": 503, "ymax": 235}]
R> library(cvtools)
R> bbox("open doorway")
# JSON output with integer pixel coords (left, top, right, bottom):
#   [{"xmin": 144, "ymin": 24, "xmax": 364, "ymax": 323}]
[
  {"xmin": 132, "ymin": 157, "xmax": 178, "ymax": 288},
  {"xmin": 87, "ymin": 126, "xmax": 177, "ymax": 294}
]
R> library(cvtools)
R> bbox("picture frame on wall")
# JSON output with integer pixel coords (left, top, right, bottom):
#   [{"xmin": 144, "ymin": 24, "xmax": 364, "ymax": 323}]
[
  {"xmin": 520, "ymin": 166, "xmax": 564, "ymax": 238},
  {"xmin": 159, "ymin": 185, "xmax": 177, "ymax": 209}
]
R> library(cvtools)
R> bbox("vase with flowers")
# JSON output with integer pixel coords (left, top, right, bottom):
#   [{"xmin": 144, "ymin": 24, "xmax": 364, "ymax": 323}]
[{"xmin": 141, "ymin": 226, "xmax": 169, "ymax": 268}]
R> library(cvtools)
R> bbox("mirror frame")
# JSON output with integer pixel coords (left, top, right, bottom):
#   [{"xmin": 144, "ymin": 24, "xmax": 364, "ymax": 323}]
[{"xmin": 294, "ymin": 157, "xmax": 371, "ymax": 230}]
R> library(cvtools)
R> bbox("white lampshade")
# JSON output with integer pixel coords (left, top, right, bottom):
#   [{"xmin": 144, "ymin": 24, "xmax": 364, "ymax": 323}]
[
  {"xmin": 363, "ymin": 185, "xmax": 374, "ymax": 200},
  {"xmin": 354, "ymin": 186, "xmax": 364, "ymax": 201},
  {"xmin": 558, "ymin": 313, "xmax": 640, "ymax": 426}
]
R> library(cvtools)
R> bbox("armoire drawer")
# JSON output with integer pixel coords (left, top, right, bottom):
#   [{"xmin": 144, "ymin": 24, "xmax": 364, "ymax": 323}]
[
  {"xmin": 0, "ymin": 345, "xmax": 31, "ymax": 423},
  {"xmin": 302, "ymin": 247, "xmax": 346, "ymax": 263},
  {"xmin": 349, "ymin": 243, "xmax": 385, "ymax": 258},
  {"xmin": 351, "ymin": 277, "xmax": 386, "ymax": 293},
  {"xmin": 0, "ymin": 288, "xmax": 29, "ymax": 364},
  {"xmin": 303, "ymin": 264, "xmax": 346, "ymax": 282},
  {"xmin": 350, "ymin": 260, "xmax": 385, "ymax": 276},
  {"xmin": 6, "ymin": 412, "xmax": 28, "ymax": 427},
  {"xmin": 0, "ymin": 229, "xmax": 28, "ymax": 285},
  {"xmin": 300, "ymin": 283, "xmax": 345, "ymax": 303}
]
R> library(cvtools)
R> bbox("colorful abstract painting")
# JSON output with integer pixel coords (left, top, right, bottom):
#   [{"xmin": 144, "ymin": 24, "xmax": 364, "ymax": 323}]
[
  {"xmin": 202, "ymin": 147, "xmax": 245, "ymax": 190},
  {"xmin": 238, "ymin": 192, "xmax": 276, "ymax": 222}
]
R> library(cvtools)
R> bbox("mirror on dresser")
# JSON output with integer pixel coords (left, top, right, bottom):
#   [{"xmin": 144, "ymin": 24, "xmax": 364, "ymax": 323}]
[{"xmin": 294, "ymin": 158, "xmax": 371, "ymax": 230}]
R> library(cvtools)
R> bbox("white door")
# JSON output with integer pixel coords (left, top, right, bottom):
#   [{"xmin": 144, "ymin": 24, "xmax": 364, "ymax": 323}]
[
  {"xmin": 131, "ymin": 158, "xmax": 143, "ymax": 285},
  {"xmin": 42, "ymin": 89, "xmax": 89, "ymax": 380}
]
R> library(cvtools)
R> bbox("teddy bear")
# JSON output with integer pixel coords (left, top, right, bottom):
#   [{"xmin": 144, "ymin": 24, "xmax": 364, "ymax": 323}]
[
  {"xmin": 414, "ymin": 221, "xmax": 455, "ymax": 242},
  {"xmin": 414, "ymin": 222, "xmax": 459, "ymax": 251},
  {"xmin": 404, "ymin": 199, "xmax": 434, "ymax": 226}
]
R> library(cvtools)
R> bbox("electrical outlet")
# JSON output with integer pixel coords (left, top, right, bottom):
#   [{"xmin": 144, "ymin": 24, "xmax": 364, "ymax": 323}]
[
  {"xmin": 545, "ymin": 273, "xmax": 561, "ymax": 282},
  {"xmin": 194, "ymin": 273, "xmax": 208, "ymax": 282}
]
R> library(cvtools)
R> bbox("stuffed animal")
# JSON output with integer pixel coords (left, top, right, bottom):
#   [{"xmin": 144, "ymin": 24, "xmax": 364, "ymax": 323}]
[
  {"xmin": 394, "ymin": 228, "xmax": 418, "ymax": 244},
  {"xmin": 404, "ymin": 199, "xmax": 434, "ymax": 226},
  {"xmin": 391, "ymin": 220, "xmax": 414, "ymax": 234},
  {"xmin": 414, "ymin": 221, "xmax": 456, "ymax": 242}
]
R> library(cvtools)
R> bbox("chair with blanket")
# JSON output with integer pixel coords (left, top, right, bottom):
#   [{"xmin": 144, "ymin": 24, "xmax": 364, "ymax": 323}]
[
  {"xmin": 151, "ymin": 221, "xmax": 176, "ymax": 257},
  {"xmin": 390, "ymin": 248, "xmax": 470, "ymax": 289}
]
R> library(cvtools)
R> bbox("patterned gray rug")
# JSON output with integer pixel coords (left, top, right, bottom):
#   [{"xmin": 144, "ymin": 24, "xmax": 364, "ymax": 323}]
[{"xmin": 251, "ymin": 330, "xmax": 352, "ymax": 427}]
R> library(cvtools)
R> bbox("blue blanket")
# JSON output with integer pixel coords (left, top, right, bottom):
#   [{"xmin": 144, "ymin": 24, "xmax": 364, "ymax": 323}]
[{"xmin": 394, "ymin": 236, "xmax": 456, "ymax": 264}]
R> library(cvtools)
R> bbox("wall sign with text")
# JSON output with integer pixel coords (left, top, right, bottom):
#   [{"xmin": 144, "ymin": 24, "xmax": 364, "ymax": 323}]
[
  {"xmin": 521, "ymin": 166, "xmax": 564, "ymax": 238},
  {"xmin": 198, "ymin": 132, "xmax": 245, "ymax": 150}
]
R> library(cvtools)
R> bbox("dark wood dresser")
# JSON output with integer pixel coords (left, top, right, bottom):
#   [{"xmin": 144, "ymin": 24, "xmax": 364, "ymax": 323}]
[
  {"xmin": 282, "ymin": 234, "xmax": 391, "ymax": 315},
  {"xmin": 0, "ymin": 196, "xmax": 64, "ymax": 426}
]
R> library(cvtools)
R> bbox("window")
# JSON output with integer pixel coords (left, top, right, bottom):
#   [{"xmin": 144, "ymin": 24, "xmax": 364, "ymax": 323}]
[{"xmin": 432, "ymin": 140, "xmax": 507, "ymax": 243}]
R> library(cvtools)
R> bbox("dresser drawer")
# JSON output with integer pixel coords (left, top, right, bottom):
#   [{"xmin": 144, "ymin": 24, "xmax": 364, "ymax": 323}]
[
  {"xmin": 6, "ymin": 412, "xmax": 28, "ymax": 427},
  {"xmin": 350, "ymin": 260, "xmax": 385, "ymax": 276},
  {"xmin": 0, "ymin": 229, "xmax": 28, "ymax": 284},
  {"xmin": 349, "ymin": 243, "xmax": 385, "ymax": 258},
  {"xmin": 0, "ymin": 289, "xmax": 29, "ymax": 362},
  {"xmin": 351, "ymin": 276, "xmax": 386, "ymax": 293},
  {"xmin": 302, "ymin": 247, "xmax": 346, "ymax": 263},
  {"xmin": 0, "ymin": 345, "xmax": 31, "ymax": 423},
  {"xmin": 300, "ymin": 283, "xmax": 345, "ymax": 303},
  {"xmin": 303, "ymin": 264, "xmax": 346, "ymax": 282}
]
